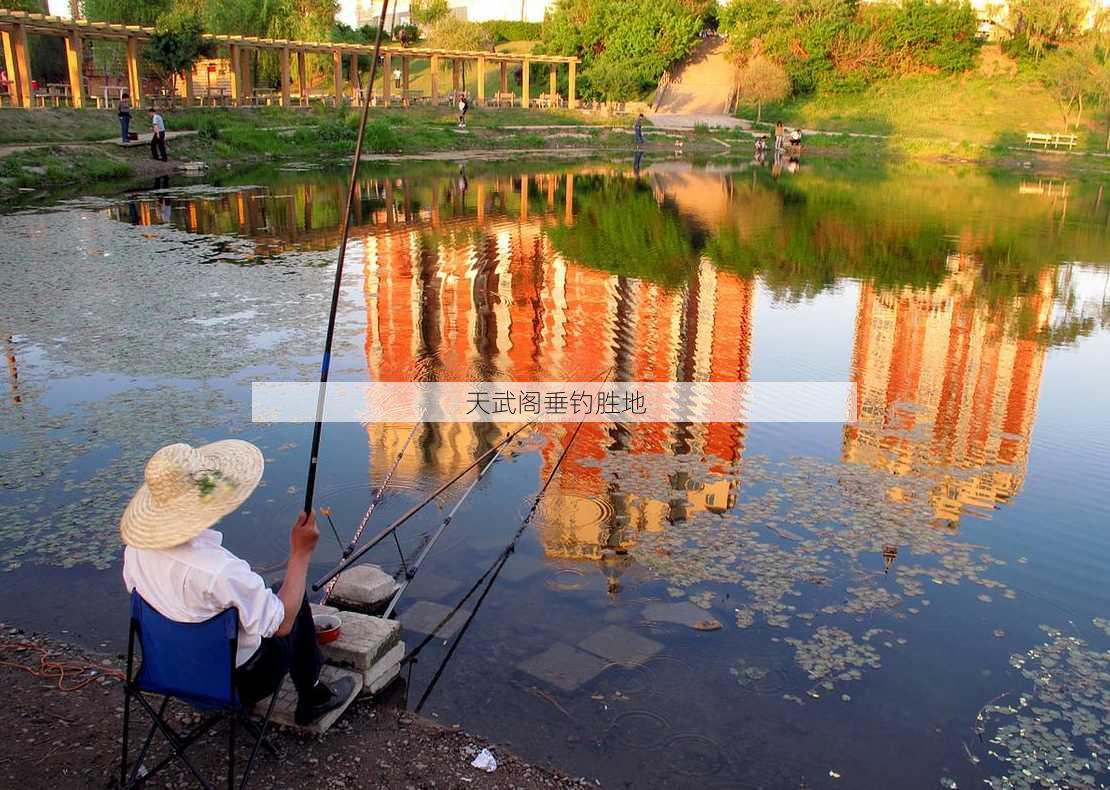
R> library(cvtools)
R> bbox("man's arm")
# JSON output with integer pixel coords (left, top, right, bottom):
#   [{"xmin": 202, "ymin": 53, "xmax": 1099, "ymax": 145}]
[{"xmin": 274, "ymin": 510, "xmax": 319, "ymax": 637}]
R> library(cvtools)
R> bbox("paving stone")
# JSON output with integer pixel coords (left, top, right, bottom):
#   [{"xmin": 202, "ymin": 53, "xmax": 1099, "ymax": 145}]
[
  {"xmin": 329, "ymin": 565, "xmax": 399, "ymax": 612},
  {"xmin": 318, "ymin": 610, "xmax": 401, "ymax": 670},
  {"xmin": 517, "ymin": 642, "xmax": 608, "ymax": 692},
  {"xmin": 252, "ymin": 664, "xmax": 362, "ymax": 735},
  {"xmin": 406, "ymin": 571, "xmax": 463, "ymax": 600},
  {"xmin": 642, "ymin": 601, "xmax": 721, "ymax": 629},
  {"xmin": 400, "ymin": 600, "xmax": 471, "ymax": 639},
  {"xmin": 578, "ymin": 625, "xmax": 663, "ymax": 666}
]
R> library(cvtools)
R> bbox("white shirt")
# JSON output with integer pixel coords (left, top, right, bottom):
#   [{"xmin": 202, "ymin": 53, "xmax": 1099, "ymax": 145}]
[
  {"xmin": 151, "ymin": 114, "xmax": 165, "ymax": 133},
  {"xmin": 123, "ymin": 529, "xmax": 285, "ymax": 666}
]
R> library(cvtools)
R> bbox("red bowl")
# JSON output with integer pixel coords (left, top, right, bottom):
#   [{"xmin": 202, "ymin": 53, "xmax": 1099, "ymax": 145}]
[{"xmin": 313, "ymin": 613, "xmax": 342, "ymax": 645}]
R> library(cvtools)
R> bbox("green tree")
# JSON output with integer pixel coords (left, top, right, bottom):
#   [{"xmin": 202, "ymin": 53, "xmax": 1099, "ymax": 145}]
[
  {"xmin": 1004, "ymin": 0, "xmax": 1087, "ymax": 61},
  {"xmin": 425, "ymin": 18, "xmax": 494, "ymax": 51},
  {"xmin": 1040, "ymin": 47, "xmax": 1094, "ymax": 129},
  {"xmin": 410, "ymin": 0, "xmax": 449, "ymax": 27},
  {"xmin": 145, "ymin": 7, "xmax": 212, "ymax": 100},
  {"xmin": 83, "ymin": 0, "xmax": 169, "ymax": 25},
  {"xmin": 735, "ymin": 55, "xmax": 790, "ymax": 121}
]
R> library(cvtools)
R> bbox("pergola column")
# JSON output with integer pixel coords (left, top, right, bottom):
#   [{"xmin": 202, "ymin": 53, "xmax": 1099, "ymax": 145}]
[
  {"xmin": 451, "ymin": 59, "xmax": 459, "ymax": 95},
  {"xmin": 183, "ymin": 68, "xmax": 194, "ymax": 105},
  {"xmin": 476, "ymin": 56, "xmax": 485, "ymax": 105},
  {"xmin": 499, "ymin": 61, "xmax": 507, "ymax": 94},
  {"xmin": 348, "ymin": 52, "xmax": 358, "ymax": 102},
  {"xmin": 228, "ymin": 44, "xmax": 241, "ymax": 104},
  {"xmin": 549, "ymin": 63, "xmax": 556, "ymax": 104},
  {"xmin": 241, "ymin": 48, "xmax": 253, "ymax": 104},
  {"xmin": 521, "ymin": 58, "xmax": 529, "ymax": 109},
  {"xmin": 430, "ymin": 55, "xmax": 439, "ymax": 102},
  {"xmin": 297, "ymin": 49, "xmax": 308, "ymax": 105},
  {"xmin": 125, "ymin": 35, "xmax": 141, "ymax": 108},
  {"xmin": 401, "ymin": 55, "xmax": 410, "ymax": 106},
  {"xmin": 568, "ymin": 60, "xmax": 576, "ymax": 109},
  {"xmin": 280, "ymin": 46, "xmax": 291, "ymax": 107},
  {"xmin": 382, "ymin": 51, "xmax": 391, "ymax": 105},
  {"xmin": 332, "ymin": 48, "xmax": 342, "ymax": 106},
  {"xmin": 65, "ymin": 31, "xmax": 83, "ymax": 108}
]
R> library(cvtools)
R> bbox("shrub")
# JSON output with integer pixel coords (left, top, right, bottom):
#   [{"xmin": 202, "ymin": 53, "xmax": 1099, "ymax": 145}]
[
  {"xmin": 735, "ymin": 55, "xmax": 791, "ymax": 121},
  {"xmin": 196, "ymin": 117, "xmax": 221, "ymax": 141},
  {"xmin": 480, "ymin": 20, "xmax": 543, "ymax": 44}
]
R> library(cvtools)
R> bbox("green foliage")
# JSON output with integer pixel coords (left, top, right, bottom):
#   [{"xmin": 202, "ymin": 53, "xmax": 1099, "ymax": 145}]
[
  {"xmin": 410, "ymin": 0, "xmax": 450, "ymax": 26},
  {"xmin": 1003, "ymin": 0, "xmax": 1087, "ymax": 61},
  {"xmin": 1039, "ymin": 46, "xmax": 1095, "ymax": 128},
  {"xmin": 196, "ymin": 117, "xmax": 220, "ymax": 140},
  {"xmin": 480, "ymin": 20, "xmax": 543, "ymax": 44},
  {"xmin": 425, "ymin": 18, "xmax": 495, "ymax": 52},
  {"xmin": 83, "ymin": 0, "xmax": 169, "ymax": 25},
  {"xmin": 540, "ymin": 0, "xmax": 705, "ymax": 101},
  {"xmin": 736, "ymin": 55, "xmax": 791, "ymax": 121},
  {"xmin": 720, "ymin": 0, "xmax": 980, "ymax": 95},
  {"xmin": 146, "ymin": 8, "xmax": 213, "ymax": 80}
]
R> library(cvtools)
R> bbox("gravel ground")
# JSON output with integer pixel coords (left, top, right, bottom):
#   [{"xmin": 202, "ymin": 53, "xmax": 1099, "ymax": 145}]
[{"xmin": 0, "ymin": 624, "xmax": 596, "ymax": 790}]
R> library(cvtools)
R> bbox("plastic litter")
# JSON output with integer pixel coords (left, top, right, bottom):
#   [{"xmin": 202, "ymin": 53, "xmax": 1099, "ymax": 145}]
[{"xmin": 471, "ymin": 748, "xmax": 497, "ymax": 772}]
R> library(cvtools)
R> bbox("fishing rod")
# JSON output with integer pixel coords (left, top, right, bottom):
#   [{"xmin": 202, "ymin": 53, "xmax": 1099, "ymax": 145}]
[
  {"xmin": 320, "ymin": 417, "xmax": 423, "ymax": 602},
  {"xmin": 311, "ymin": 419, "xmax": 537, "ymax": 592},
  {"xmin": 382, "ymin": 429, "xmax": 515, "ymax": 617},
  {"xmin": 411, "ymin": 414, "xmax": 593, "ymax": 713},
  {"xmin": 301, "ymin": 0, "xmax": 393, "ymax": 516}
]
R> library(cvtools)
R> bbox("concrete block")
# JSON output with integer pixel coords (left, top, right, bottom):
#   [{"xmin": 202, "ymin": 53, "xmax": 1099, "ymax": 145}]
[
  {"xmin": 319, "ymin": 610, "xmax": 401, "ymax": 671},
  {"xmin": 578, "ymin": 625, "xmax": 663, "ymax": 666},
  {"xmin": 329, "ymin": 565, "xmax": 399, "ymax": 612},
  {"xmin": 517, "ymin": 642, "xmax": 607, "ymax": 692},
  {"xmin": 253, "ymin": 664, "xmax": 362, "ymax": 735},
  {"xmin": 359, "ymin": 641, "xmax": 405, "ymax": 695},
  {"xmin": 400, "ymin": 600, "xmax": 471, "ymax": 639}
]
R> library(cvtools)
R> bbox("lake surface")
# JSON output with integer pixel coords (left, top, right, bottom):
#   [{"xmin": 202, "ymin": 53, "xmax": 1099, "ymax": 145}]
[{"xmin": 1, "ymin": 157, "xmax": 1108, "ymax": 789}]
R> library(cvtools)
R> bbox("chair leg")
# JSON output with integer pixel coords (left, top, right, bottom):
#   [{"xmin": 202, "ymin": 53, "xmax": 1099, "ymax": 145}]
[
  {"xmin": 120, "ymin": 687, "xmax": 131, "ymax": 788},
  {"xmin": 239, "ymin": 689, "xmax": 280, "ymax": 789},
  {"xmin": 228, "ymin": 711, "xmax": 236, "ymax": 790}
]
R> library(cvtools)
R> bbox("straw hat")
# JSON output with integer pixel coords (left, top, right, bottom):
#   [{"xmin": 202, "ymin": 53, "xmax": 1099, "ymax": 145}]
[{"xmin": 120, "ymin": 440, "xmax": 264, "ymax": 549}]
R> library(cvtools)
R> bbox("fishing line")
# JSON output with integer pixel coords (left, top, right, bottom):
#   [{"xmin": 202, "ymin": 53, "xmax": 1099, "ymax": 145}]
[{"xmin": 301, "ymin": 0, "xmax": 393, "ymax": 516}]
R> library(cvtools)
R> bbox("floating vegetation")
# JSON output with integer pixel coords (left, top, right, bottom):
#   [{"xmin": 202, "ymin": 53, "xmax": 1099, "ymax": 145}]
[
  {"xmin": 974, "ymin": 626, "xmax": 1110, "ymax": 788},
  {"xmin": 785, "ymin": 627, "xmax": 882, "ymax": 695}
]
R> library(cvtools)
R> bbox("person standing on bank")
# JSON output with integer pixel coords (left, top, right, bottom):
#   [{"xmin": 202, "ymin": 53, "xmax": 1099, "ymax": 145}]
[
  {"xmin": 457, "ymin": 94, "xmax": 469, "ymax": 128},
  {"xmin": 118, "ymin": 92, "xmax": 132, "ymax": 143},
  {"xmin": 120, "ymin": 441, "xmax": 354, "ymax": 725},
  {"xmin": 634, "ymin": 113, "xmax": 645, "ymax": 146},
  {"xmin": 148, "ymin": 107, "xmax": 167, "ymax": 162}
]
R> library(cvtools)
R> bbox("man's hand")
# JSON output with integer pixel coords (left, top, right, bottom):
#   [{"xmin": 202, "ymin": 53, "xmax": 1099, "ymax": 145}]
[
  {"xmin": 275, "ymin": 510, "xmax": 317, "ymax": 637},
  {"xmin": 290, "ymin": 510, "xmax": 319, "ymax": 558}
]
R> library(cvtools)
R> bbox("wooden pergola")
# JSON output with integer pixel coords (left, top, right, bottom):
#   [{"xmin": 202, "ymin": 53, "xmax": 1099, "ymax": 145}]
[{"xmin": 0, "ymin": 9, "xmax": 578, "ymax": 110}]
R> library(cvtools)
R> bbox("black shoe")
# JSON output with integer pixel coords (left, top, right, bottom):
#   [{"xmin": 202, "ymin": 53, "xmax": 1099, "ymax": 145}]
[{"xmin": 294, "ymin": 677, "xmax": 356, "ymax": 726}]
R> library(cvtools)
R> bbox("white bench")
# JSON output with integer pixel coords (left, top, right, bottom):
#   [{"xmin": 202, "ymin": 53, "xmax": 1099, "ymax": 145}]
[{"xmin": 1026, "ymin": 132, "xmax": 1077, "ymax": 150}]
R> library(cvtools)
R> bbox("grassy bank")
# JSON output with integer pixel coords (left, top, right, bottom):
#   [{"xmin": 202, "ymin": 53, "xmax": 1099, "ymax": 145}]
[
  {"xmin": 0, "ymin": 105, "xmax": 648, "ymax": 195},
  {"xmin": 753, "ymin": 66, "xmax": 1110, "ymax": 154}
]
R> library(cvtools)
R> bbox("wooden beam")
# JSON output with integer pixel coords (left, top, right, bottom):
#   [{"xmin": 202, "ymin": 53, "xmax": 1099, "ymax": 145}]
[
  {"xmin": 297, "ymin": 49, "xmax": 308, "ymax": 105},
  {"xmin": 568, "ymin": 60, "xmax": 576, "ymax": 109},
  {"xmin": 332, "ymin": 48, "xmax": 341, "ymax": 106},
  {"xmin": 183, "ymin": 68, "xmax": 194, "ymax": 106},
  {"xmin": 280, "ymin": 46, "xmax": 290, "ymax": 107},
  {"xmin": 348, "ymin": 52, "xmax": 358, "ymax": 101},
  {"xmin": 64, "ymin": 31, "xmax": 83, "ymax": 108},
  {"xmin": 499, "ymin": 61, "xmax": 507, "ymax": 94},
  {"xmin": 401, "ymin": 55, "xmax": 410, "ymax": 107},
  {"xmin": 382, "ymin": 51, "xmax": 391, "ymax": 105},
  {"xmin": 451, "ymin": 58, "xmax": 459, "ymax": 95},
  {"xmin": 125, "ymin": 34, "xmax": 141, "ymax": 108},
  {"xmin": 476, "ymin": 56, "xmax": 485, "ymax": 105},
  {"xmin": 521, "ymin": 58, "xmax": 529, "ymax": 109},
  {"xmin": 430, "ymin": 55, "xmax": 439, "ymax": 102},
  {"xmin": 242, "ymin": 47, "xmax": 253, "ymax": 103},
  {"xmin": 549, "ymin": 63, "xmax": 556, "ymax": 104},
  {"xmin": 228, "ymin": 44, "xmax": 240, "ymax": 104},
  {"xmin": 3, "ymin": 29, "xmax": 24, "ymax": 108}
]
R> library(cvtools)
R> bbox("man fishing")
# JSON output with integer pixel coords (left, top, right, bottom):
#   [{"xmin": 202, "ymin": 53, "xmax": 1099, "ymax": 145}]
[{"xmin": 120, "ymin": 440, "xmax": 354, "ymax": 725}]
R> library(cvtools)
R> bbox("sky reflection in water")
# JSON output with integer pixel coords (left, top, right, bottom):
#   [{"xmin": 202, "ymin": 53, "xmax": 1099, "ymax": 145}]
[{"xmin": 1, "ymin": 159, "xmax": 1108, "ymax": 788}]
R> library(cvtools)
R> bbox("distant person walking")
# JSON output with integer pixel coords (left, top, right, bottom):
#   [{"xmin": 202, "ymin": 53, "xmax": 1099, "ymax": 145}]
[
  {"xmin": 634, "ymin": 113, "xmax": 645, "ymax": 146},
  {"xmin": 118, "ymin": 92, "xmax": 132, "ymax": 143},
  {"xmin": 457, "ymin": 95, "xmax": 469, "ymax": 128},
  {"xmin": 149, "ymin": 107, "xmax": 167, "ymax": 161}
]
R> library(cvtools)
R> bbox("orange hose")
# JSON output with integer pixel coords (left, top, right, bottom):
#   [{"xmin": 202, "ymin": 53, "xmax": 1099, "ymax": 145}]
[{"xmin": 0, "ymin": 641, "xmax": 125, "ymax": 692}]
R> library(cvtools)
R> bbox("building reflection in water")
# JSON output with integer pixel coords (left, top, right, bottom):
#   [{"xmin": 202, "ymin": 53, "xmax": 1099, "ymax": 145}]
[{"xmin": 108, "ymin": 165, "xmax": 1061, "ymax": 574}]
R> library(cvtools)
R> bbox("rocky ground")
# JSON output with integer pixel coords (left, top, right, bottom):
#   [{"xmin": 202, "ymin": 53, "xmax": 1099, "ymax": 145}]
[{"xmin": 0, "ymin": 624, "xmax": 596, "ymax": 790}]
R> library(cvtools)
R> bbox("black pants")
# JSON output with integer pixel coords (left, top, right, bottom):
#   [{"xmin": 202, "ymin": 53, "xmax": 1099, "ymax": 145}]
[
  {"xmin": 150, "ymin": 131, "xmax": 167, "ymax": 161},
  {"xmin": 235, "ymin": 597, "xmax": 322, "ymax": 705}
]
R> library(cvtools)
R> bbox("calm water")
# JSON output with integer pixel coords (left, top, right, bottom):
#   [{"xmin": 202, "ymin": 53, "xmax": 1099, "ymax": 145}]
[{"xmin": 1, "ymin": 158, "xmax": 1108, "ymax": 789}]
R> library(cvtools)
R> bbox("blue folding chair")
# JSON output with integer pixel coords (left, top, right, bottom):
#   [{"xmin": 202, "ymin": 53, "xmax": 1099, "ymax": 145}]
[{"xmin": 120, "ymin": 591, "xmax": 282, "ymax": 789}]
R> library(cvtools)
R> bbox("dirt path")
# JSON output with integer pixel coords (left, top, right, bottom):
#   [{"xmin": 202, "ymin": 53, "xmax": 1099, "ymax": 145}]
[
  {"xmin": 653, "ymin": 38, "xmax": 736, "ymax": 116},
  {"xmin": 0, "ymin": 625, "xmax": 593, "ymax": 790}
]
